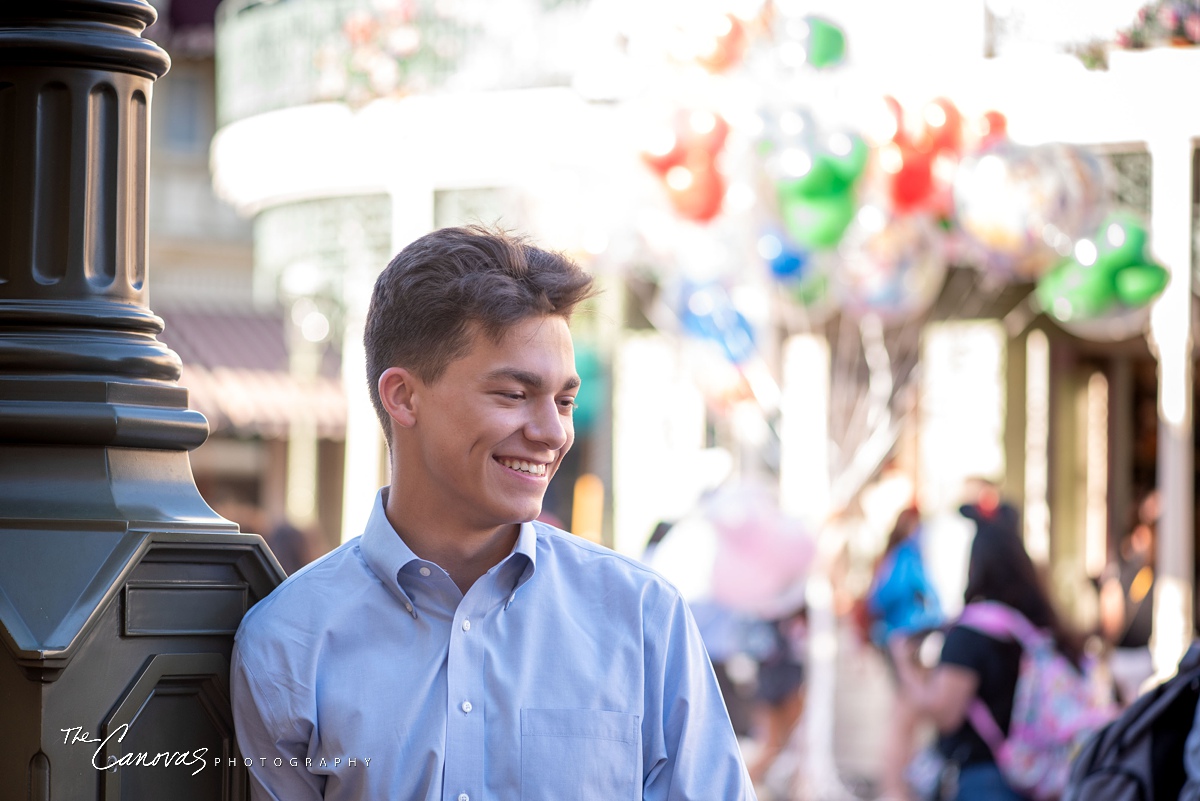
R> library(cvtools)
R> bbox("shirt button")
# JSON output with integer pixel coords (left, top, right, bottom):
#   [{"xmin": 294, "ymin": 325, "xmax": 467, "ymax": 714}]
[
  {"xmin": 458, "ymin": 795, "xmax": 469, "ymax": 801},
  {"xmin": 461, "ymin": 701, "xmax": 473, "ymax": 713},
  {"xmin": 462, "ymin": 619, "xmax": 471, "ymax": 631},
  {"xmin": 419, "ymin": 566, "xmax": 431, "ymax": 577},
  {"xmin": 404, "ymin": 602, "xmax": 413, "ymax": 613}
]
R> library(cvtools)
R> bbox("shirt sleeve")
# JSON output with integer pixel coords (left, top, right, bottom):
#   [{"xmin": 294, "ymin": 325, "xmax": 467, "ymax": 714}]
[
  {"xmin": 231, "ymin": 639, "xmax": 326, "ymax": 801},
  {"xmin": 641, "ymin": 590, "xmax": 758, "ymax": 801}
]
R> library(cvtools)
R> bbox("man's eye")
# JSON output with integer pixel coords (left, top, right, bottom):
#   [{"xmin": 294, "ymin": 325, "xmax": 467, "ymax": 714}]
[
  {"xmin": 559, "ymin": 397, "xmax": 577, "ymax": 410},
  {"xmin": 497, "ymin": 391, "xmax": 524, "ymax": 401}
]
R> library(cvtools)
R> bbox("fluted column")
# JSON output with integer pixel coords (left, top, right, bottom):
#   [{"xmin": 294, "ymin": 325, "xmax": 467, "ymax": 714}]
[{"xmin": 0, "ymin": 4, "xmax": 282, "ymax": 799}]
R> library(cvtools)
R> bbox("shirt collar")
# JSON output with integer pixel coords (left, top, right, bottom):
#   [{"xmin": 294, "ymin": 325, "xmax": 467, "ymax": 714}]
[
  {"xmin": 361, "ymin": 488, "xmax": 422, "ymax": 591},
  {"xmin": 360, "ymin": 488, "xmax": 539, "ymax": 603}
]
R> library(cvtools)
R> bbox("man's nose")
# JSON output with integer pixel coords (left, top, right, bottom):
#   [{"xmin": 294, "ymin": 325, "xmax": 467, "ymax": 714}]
[{"xmin": 526, "ymin": 397, "xmax": 570, "ymax": 450}]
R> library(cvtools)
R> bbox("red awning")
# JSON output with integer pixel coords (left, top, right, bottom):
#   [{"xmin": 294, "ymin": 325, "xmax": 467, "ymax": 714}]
[{"xmin": 157, "ymin": 304, "xmax": 346, "ymax": 440}]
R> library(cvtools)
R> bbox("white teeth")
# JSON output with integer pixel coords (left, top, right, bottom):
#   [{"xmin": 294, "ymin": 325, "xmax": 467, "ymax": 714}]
[{"xmin": 499, "ymin": 458, "xmax": 546, "ymax": 476}]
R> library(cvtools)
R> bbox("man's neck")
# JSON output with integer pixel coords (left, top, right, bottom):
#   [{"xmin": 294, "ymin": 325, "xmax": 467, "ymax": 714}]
[{"xmin": 384, "ymin": 485, "xmax": 520, "ymax": 595}]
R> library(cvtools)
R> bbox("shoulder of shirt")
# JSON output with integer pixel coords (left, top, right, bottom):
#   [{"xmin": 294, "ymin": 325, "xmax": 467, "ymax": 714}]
[
  {"xmin": 531, "ymin": 520, "xmax": 684, "ymax": 597},
  {"xmin": 235, "ymin": 536, "xmax": 367, "ymax": 639}
]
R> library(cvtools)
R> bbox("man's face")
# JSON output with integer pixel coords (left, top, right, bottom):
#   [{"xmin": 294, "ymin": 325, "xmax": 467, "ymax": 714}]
[{"xmin": 406, "ymin": 314, "xmax": 578, "ymax": 530}]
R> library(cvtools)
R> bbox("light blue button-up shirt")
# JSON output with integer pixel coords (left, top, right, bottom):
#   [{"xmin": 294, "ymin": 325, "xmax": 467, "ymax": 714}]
[{"xmin": 231, "ymin": 490, "xmax": 756, "ymax": 800}]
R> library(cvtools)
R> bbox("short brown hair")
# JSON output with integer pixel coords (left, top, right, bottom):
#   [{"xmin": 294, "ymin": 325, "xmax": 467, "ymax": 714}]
[{"xmin": 364, "ymin": 226, "xmax": 595, "ymax": 443}]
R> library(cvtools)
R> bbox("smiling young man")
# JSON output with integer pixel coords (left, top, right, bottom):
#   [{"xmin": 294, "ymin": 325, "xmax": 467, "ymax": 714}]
[{"xmin": 231, "ymin": 227, "xmax": 756, "ymax": 800}]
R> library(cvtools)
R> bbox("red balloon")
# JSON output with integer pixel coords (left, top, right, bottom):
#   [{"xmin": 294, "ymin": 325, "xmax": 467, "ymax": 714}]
[
  {"xmin": 696, "ymin": 14, "xmax": 747, "ymax": 74},
  {"xmin": 666, "ymin": 158, "xmax": 725, "ymax": 222},
  {"xmin": 641, "ymin": 108, "xmax": 729, "ymax": 222},
  {"xmin": 916, "ymin": 97, "xmax": 963, "ymax": 156},
  {"xmin": 976, "ymin": 110, "xmax": 1008, "ymax": 149},
  {"xmin": 888, "ymin": 144, "xmax": 934, "ymax": 214},
  {"xmin": 641, "ymin": 109, "xmax": 728, "ymax": 173},
  {"xmin": 685, "ymin": 109, "xmax": 729, "ymax": 156},
  {"xmin": 641, "ymin": 129, "xmax": 682, "ymax": 176},
  {"xmin": 880, "ymin": 95, "xmax": 906, "ymax": 145}
]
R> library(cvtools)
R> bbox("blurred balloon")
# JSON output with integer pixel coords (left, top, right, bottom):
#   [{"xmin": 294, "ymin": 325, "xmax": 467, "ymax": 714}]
[
  {"xmin": 915, "ymin": 97, "xmax": 964, "ymax": 156},
  {"xmin": 705, "ymin": 481, "xmax": 814, "ymax": 618},
  {"xmin": 870, "ymin": 96, "xmax": 963, "ymax": 218},
  {"xmin": 777, "ymin": 249, "xmax": 840, "ymax": 329},
  {"xmin": 765, "ymin": 124, "xmax": 867, "ymax": 250},
  {"xmin": 797, "ymin": 15, "xmax": 846, "ymax": 69},
  {"xmin": 757, "ymin": 229, "xmax": 809, "ymax": 279},
  {"xmin": 953, "ymin": 142, "xmax": 1062, "ymax": 277},
  {"xmin": 1055, "ymin": 306, "xmax": 1151, "ymax": 343},
  {"xmin": 881, "ymin": 142, "xmax": 934, "ymax": 214},
  {"xmin": 777, "ymin": 185, "xmax": 857, "ymax": 249},
  {"xmin": 974, "ymin": 110, "xmax": 1008, "ymax": 150},
  {"xmin": 679, "ymin": 282, "xmax": 757, "ymax": 364},
  {"xmin": 693, "ymin": 13, "xmax": 748, "ymax": 73},
  {"xmin": 954, "ymin": 142, "xmax": 1110, "ymax": 277},
  {"xmin": 835, "ymin": 205, "xmax": 948, "ymax": 322},
  {"xmin": 1035, "ymin": 212, "xmax": 1169, "ymax": 338},
  {"xmin": 641, "ymin": 108, "xmax": 730, "ymax": 223},
  {"xmin": 1035, "ymin": 143, "xmax": 1110, "ymax": 252},
  {"xmin": 666, "ymin": 161, "xmax": 726, "ymax": 222}
]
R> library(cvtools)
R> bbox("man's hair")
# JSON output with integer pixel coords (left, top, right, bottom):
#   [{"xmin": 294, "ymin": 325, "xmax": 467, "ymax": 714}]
[{"xmin": 364, "ymin": 225, "xmax": 595, "ymax": 444}]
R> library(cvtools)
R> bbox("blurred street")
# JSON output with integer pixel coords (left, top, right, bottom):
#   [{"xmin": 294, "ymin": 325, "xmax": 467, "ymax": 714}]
[{"xmin": 740, "ymin": 618, "xmax": 897, "ymax": 801}]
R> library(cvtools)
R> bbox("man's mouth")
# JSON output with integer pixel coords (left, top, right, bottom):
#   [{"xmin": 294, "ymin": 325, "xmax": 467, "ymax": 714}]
[{"xmin": 496, "ymin": 457, "xmax": 547, "ymax": 477}]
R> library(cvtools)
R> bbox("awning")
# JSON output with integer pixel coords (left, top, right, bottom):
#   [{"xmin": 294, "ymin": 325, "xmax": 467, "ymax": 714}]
[{"xmin": 157, "ymin": 304, "xmax": 347, "ymax": 440}]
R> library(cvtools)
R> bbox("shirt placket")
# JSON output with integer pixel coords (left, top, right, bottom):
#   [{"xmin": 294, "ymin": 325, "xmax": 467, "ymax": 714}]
[{"xmin": 442, "ymin": 575, "xmax": 489, "ymax": 801}]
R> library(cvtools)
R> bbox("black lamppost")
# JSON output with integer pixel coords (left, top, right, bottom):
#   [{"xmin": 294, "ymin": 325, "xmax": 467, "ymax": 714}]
[{"xmin": 0, "ymin": 3, "xmax": 282, "ymax": 799}]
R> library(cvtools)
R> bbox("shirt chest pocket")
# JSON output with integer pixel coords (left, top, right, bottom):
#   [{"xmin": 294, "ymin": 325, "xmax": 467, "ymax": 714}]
[{"xmin": 520, "ymin": 708, "xmax": 640, "ymax": 801}]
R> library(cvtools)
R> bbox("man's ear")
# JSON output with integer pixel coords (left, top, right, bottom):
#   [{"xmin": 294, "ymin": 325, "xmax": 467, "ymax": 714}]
[{"xmin": 378, "ymin": 367, "xmax": 419, "ymax": 429}]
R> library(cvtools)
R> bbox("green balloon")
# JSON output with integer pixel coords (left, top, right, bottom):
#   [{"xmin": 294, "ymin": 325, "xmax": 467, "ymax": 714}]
[
  {"xmin": 777, "ymin": 155, "xmax": 841, "ymax": 199},
  {"xmin": 1037, "ymin": 260, "xmax": 1117, "ymax": 322},
  {"xmin": 805, "ymin": 16, "xmax": 846, "ymax": 69},
  {"xmin": 827, "ymin": 134, "xmax": 868, "ymax": 186},
  {"xmin": 778, "ymin": 190, "xmax": 856, "ymax": 250},
  {"xmin": 1095, "ymin": 213, "xmax": 1149, "ymax": 266},
  {"xmin": 1114, "ymin": 263, "xmax": 1169, "ymax": 308},
  {"xmin": 1091, "ymin": 248, "xmax": 1127, "ymax": 280}
]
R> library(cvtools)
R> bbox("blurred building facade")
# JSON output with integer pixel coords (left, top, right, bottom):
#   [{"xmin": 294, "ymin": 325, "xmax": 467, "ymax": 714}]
[
  {"xmin": 150, "ymin": 0, "xmax": 1200, "ymax": 673},
  {"xmin": 145, "ymin": 0, "xmax": 347, "ymax": 553}
]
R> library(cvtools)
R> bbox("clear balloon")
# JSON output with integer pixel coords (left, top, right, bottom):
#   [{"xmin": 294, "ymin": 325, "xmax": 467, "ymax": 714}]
[
  {"xmin": 1056, "ymin": 306, "xmax": 1152, "ymax": 343},
  {"xmin": 952, "ymin": 142, "xmax": 1064, "ymax": 277},
  {"xmin": 834, "ymin": 206, "xmax": 948, "ymax": 323}
]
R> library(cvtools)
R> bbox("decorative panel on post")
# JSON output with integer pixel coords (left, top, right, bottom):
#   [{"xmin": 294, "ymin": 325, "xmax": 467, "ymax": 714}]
[{"xmin": 0, "ymin": 3, "xmax": 285, "ymax": 800}]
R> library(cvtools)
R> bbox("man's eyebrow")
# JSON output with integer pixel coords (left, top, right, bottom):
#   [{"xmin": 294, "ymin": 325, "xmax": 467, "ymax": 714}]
[{"xmin": 484, "ymin": 368, "xmax": 580, "ymax": 392}]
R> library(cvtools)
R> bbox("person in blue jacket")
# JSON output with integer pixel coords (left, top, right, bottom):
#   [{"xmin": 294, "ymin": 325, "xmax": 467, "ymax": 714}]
[
  {"xmin": 867, "ymin": 506, "xmax": 944, "ymax": 647},
  {"xmin": 866, "ymin": 505, "xmax": 944, "ymax": 800}
]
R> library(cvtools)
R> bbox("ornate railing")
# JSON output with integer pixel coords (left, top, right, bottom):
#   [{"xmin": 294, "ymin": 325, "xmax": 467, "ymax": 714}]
[{"xmin": 215, "ymin": 0, "xmax": 590, "ymax": 128}]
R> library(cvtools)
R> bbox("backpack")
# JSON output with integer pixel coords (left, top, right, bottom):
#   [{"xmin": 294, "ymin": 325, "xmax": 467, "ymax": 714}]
[
  {"xmin": 958, "ymin": 602, "xmax": 1118, "ymax": 801},
  {"xmin": 1062, "ymin": 642, "xmax": 1200, "ymax": 801}
]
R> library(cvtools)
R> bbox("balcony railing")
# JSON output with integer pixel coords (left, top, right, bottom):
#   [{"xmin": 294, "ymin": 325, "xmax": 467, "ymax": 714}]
[
  {"xmin": 215, "ymin": 0, "xmax": 589, "ymax": 128},
  {"xmin": 215, "ymin": 0, "xmax": 473, "ymax": 127}
]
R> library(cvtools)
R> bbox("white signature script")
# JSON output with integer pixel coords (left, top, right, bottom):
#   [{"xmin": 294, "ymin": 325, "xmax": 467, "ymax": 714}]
[{"xmin": 61, "ymin": 725, "xmax": 208, "ymax": 776}]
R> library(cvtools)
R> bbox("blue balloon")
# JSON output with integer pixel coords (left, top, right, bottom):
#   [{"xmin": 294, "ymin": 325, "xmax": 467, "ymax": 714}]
[
  {"xmin": 758, "ymin": 231, "xmax": 809, "ymax": 279},
  {"xmin": 680, "ymin": 284, "xmax": 757, "ymax": 364}
]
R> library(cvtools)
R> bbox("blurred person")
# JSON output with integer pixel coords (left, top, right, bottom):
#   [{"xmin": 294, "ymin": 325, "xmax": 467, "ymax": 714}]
[
  {"xmin": 261, "ymin": 519, "xmax": 322, "ymax": 576},
  {"xmin": 890, "ymin": 503, "xmax": 1086, "ymax": 801},
  {"xmin": 231, "ymin": 226, "xmax": 756, "ymax": 800},
  {"xmin": 958, "ymin": 478, "xmax": 1022, "ymax": 549},
  {"xmin": 865, "ymin": 506, "xmax": 944, "ymax": 801},
  {"xmin": 1099, "ymin": 489, "xmax": 1159, "ymax": 706},
  {"xmin": 746, "ymin": 606, "xmax": 807, "ymax": 787}
]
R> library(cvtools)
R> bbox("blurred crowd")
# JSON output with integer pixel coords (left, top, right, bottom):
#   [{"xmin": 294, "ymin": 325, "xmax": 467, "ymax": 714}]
[{"xmin": 634, "ymin": 469, "xmax": 1200, "ymax": 801}]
